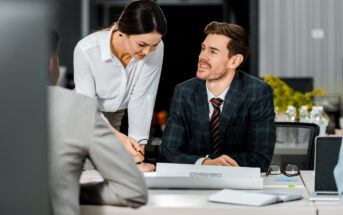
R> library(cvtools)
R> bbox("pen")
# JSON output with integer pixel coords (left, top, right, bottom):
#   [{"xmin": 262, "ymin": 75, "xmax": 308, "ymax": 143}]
[{"xmin": 136, "ymin": 150, "xmax": 145, "ymax": 165}]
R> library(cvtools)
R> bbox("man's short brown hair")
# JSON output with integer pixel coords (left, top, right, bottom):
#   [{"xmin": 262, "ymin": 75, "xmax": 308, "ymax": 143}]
[{"xmin": 204, "ymin": 21, "xmax": 250, "ymax": 65}]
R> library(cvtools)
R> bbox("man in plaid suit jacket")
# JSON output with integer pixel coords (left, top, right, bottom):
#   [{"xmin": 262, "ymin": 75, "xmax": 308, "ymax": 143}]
[{"xmin": 159, "ymin": 22, "xmax": 276, "ymax": 172}]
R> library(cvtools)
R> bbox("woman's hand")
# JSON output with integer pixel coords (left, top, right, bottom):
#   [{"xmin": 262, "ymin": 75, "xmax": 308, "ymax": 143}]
[
  {"xmin": 137, "ymin": 162, "xmax": 156, "ymax": 172},
  {"xmin": 117, "ymin": 132, "xmax": 142, "ymax": 157},
  {"xmin": 107, "ymin": 123, "xmax": 142, "ymax": 157}
]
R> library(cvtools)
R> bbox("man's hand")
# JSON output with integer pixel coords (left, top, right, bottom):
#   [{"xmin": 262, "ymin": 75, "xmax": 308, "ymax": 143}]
[{"xmin": 202, "ymin": 155, "xmax": 239, "ymax": 166}]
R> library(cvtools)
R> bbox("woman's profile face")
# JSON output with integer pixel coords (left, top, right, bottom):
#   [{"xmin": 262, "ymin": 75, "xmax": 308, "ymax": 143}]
[{"xmin": 123, "ymin": 31, "xmax": 162, "ymax": 60}]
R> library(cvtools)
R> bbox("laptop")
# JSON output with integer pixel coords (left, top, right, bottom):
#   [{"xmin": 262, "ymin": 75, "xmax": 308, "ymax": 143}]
[{"xmin": 309, "ymin": 136, "xmax": 342, "ymax": 201}]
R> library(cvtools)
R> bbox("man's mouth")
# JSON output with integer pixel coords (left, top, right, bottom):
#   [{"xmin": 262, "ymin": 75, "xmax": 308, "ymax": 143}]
[{"xmin": 198, "ymin": 61, "xmax": 211, "ymax": 70}]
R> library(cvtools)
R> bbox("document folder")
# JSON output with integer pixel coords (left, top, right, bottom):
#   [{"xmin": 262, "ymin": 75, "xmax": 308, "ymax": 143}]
[{"xmin": 144, "ymin": 163, "xmax": 263, "ymax": 189}]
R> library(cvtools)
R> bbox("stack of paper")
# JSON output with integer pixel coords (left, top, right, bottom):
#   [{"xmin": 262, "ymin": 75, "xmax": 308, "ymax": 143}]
[{"xmin": 144, "ymin": 163, "xmax": 263, "ymax": 189}]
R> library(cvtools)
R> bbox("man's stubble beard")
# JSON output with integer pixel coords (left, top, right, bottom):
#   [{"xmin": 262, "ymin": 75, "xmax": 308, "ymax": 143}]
[{"xmin": 196, "ymin": 67, "xmax": 227, "ymax": 81}]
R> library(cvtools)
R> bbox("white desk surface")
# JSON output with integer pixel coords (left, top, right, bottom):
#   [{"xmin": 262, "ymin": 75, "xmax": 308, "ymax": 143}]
[
  {"xmin": 300, "ymin": 170, "xmax": 343, "ymax": 215},
  {"xmin": 80, "ymin": 171, "xmax": 315, "ymax": 215}
]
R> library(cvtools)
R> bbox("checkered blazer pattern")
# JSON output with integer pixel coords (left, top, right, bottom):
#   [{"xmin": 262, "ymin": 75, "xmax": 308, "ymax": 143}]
[{"xmin": 159, "ymin": 71, "xmax": 276, "ymax": 172}]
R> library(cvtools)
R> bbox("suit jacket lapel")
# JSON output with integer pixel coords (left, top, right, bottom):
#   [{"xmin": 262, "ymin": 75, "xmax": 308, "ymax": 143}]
[
  {"xmin": 219, "ymin": 72, "xmax": 244, "ymax": 144},
  {"xmin": 195, "ymin": 80, "xmax": 211, "ymax": 148}
]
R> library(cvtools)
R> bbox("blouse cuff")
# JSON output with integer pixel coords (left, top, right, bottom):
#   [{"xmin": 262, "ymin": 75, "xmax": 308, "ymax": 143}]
[{"xmin": 129, "ymin": 135, "xmax": 149, "ymax": 144}]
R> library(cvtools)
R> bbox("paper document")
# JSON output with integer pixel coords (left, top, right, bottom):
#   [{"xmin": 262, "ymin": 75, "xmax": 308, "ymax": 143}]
[
  {"xmin": 208, "ymin": 189, "xmax": 303, "ymax": 206},
  {"xmin": 80, "ymin": 170, "xmax": 103, "ymax": 184},
  {"xmin": 144, "ymin": 163, "xmax": 263, "ymax": 189},
  {"xmin": 155, "ymin": 163, "xmax": 260, "ymax": 177}
]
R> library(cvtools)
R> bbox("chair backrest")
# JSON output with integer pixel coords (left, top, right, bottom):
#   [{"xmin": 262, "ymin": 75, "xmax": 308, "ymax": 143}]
[{"xmin": 275, "ymin": 122, "xmax": 320, "ymax": 170}]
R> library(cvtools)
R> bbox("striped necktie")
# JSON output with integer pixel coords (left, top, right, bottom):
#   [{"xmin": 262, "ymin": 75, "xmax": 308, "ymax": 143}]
[{"xmin": 210, "ymin": 98, "xmax": 223, "ymax": 154}]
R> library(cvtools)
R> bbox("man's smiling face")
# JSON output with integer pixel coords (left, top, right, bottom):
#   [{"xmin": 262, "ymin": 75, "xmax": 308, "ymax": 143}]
[{"xmin": 196, "ymin": 34, "xmax": 231, "ymax": 81}]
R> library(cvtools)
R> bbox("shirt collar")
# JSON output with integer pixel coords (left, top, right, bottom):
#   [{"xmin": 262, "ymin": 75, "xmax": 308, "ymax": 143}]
[
  {"xmin": 206, "ymin": 81, "xmax": 229, "ymax": 103},
  {"xmin": 100, "ymin": 25, "xmax": 116, "ymax": 62}
]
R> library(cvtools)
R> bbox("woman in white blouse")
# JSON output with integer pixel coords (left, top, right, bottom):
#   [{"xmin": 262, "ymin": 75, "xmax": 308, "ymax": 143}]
[{"xmin": 74, "ymin": 0, "xmax": 167, "ymax": 170}]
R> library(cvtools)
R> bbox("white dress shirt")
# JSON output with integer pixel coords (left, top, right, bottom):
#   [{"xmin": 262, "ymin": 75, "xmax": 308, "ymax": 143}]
[
  {"xmin": 195, "ymin": 82, "xmax": 229, "ymax": 165},
  {"xmin": 74, "ymin": 25, "xmax": 164, "ymax": 142}
]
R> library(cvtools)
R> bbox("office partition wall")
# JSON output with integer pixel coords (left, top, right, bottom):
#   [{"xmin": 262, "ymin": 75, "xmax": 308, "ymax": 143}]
[{"xmin": 259, "ymin": 0, "xmax": 343, "ymax": 115}]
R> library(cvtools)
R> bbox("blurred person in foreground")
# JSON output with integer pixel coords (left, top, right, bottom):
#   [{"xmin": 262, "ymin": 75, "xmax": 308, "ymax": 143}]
[
  {"xmin": 48, "ymin": 28, "xmax": 147, "ymax": 215},
  {"xmin": 159, "ymin": 22, "xmax": 275, "ymax": 172}
]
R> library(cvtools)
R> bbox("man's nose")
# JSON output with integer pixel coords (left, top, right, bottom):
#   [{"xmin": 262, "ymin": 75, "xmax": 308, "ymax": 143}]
[{"xmin": 199, "ymin": 50, "xmax": 208, "ymax": 60}]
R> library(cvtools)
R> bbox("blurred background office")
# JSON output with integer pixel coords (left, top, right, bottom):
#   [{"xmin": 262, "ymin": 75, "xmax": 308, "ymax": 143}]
[{"xmin": 1, "ymin": 0, "xmax": 342, "ymax": 214}]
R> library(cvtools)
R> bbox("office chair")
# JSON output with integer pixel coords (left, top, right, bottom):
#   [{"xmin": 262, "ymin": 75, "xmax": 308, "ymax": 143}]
[{"xmin": 275, "ymin": 122, "xmax": 320, "ymax": 170}]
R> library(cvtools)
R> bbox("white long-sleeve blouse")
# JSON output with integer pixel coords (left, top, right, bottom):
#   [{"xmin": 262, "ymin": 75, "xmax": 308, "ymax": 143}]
[{"xmin": 74, "ymin": 26, "xmax": 164, "ymax": 141}]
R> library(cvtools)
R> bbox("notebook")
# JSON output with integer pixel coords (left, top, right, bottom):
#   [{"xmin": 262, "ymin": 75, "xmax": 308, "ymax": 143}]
[
  {"xmin": 309, "ymin": 136, "xmax": 342, "ymax": 201},
  {"xmin": 208, "ymin": 189, "xmax": 302, "ymax": 206}
]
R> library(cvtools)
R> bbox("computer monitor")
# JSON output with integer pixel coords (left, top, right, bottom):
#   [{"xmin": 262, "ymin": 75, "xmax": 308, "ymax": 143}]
[
  {"xmin": 315, "ymin": 136, "xmax": 342, "ymax": 191},
  {"xmin": 280, "ymin": 77, "xmax": 313, "ymax": 93}
]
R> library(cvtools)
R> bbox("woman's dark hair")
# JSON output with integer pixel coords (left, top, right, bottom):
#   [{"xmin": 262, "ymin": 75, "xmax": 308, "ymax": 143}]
[{"xmin": 117, "ymin": 0, "xmax": 167, "ymax": 36}]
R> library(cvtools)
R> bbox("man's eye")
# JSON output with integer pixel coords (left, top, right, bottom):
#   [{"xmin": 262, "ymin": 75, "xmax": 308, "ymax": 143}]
[
  {"xmin": 211, "ymin": 51, "xmax": 217, "ymax": 54},
  {"xmin": 139, "ymin": 44, "xmax": 146, "ymax": 47}
]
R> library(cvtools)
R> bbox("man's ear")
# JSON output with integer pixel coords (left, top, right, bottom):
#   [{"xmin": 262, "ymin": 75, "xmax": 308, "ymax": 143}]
[{"xmin": 228, "ymin": 54, "xmax": 244, "ymax": 69}]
